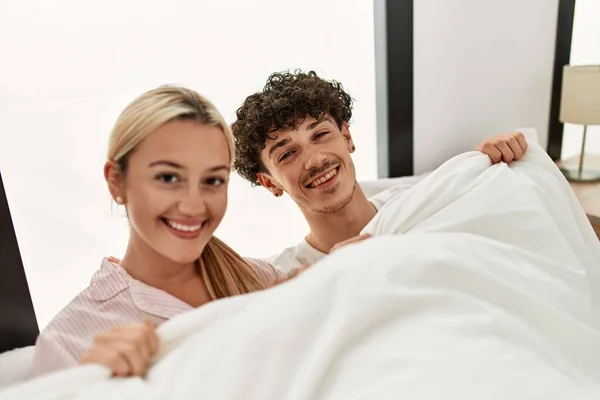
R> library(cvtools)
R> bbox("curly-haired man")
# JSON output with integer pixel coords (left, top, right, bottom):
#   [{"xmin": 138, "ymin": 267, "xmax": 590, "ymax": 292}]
[{"xmin": 232, "ymin": 70, "xmax": 528, "ymax": 272}]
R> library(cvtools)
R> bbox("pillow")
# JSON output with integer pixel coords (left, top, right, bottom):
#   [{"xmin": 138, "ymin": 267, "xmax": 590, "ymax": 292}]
[{"xmin": 0, "ymin": 345, "xmax": 35, "ymax": 388}]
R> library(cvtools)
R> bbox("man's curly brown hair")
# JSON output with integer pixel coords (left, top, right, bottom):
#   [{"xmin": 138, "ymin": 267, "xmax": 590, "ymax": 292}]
[{"xmin": 231, "ymin": 70, "xmax": 354, "ymax": 186}]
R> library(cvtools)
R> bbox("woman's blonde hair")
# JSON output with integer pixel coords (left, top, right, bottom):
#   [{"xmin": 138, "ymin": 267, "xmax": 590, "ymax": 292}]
[{"xmin": 107, "ymin": 85, "xmax": 267, "ymax": 299}]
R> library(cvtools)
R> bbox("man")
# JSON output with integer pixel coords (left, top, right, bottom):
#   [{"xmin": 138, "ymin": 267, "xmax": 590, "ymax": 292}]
[{"xmin": 232, "ymin": 70, "xmax": 528, "ymax": 272}]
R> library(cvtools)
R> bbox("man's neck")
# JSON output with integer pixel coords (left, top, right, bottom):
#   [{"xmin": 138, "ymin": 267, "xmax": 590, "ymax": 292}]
[{"xmin": 304, "ymin": 185, "xmax": 377, "ymax": 254}]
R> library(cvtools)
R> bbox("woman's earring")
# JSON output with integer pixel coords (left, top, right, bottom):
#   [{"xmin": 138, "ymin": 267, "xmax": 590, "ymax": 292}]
[
  {"xmin": 115, "ymin": 196, "xmax": 123, "ymax": 204},
  {"xmin": 351, "ymin": 145, "xmax": 356, "ymax": 152},
  {"xmin": 274, "ymin": 192, "xmax": 282, "ymax": 198}
]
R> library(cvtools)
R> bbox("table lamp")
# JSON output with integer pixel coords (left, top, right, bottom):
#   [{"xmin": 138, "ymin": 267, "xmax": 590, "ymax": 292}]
[{"xmin": 559, "ymin": 64, "xmax": 600, "ymax": 182}]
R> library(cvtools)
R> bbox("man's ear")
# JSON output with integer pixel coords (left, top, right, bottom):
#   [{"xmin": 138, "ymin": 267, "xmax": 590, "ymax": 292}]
[
  {"xmin": 257, "ymin": 172, "xmax": 284, "ymax": 198},
  {"xmin": 104, "ymin": 161, "xmax": 125, "ymax": 203},
  {"xmin": 341, "ymin": 122, "xmax": 356, "ymax": 153}
]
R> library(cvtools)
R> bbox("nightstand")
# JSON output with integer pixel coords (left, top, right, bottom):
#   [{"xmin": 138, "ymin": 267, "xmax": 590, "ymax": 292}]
[{"xmin": 556, "ymin": 154, "xmax": 600, "ymax": 239}]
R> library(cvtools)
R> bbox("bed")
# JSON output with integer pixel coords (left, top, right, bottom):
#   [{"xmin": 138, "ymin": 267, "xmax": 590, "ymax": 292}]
[{"xmin": 0, "ymin": 127, "xmax": 546, "ymax": 391}]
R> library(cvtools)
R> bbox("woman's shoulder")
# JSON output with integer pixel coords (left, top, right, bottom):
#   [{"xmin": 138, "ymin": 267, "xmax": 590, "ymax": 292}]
[
  {"xmin": 39, "ymin": 257, "xmax": 142, "ymax": 335},
  {"xmin": 30, "ymin": 258, "xmax": 149, "ymax": 377}
]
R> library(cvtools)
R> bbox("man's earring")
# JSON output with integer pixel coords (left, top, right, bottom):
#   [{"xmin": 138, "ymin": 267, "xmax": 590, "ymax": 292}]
[
  {"xmin": 351, "ymin": 145, "xmax": 356, "ymax": 152},
  {"xmin": 274, "ymin": 192, "xmax": 282, "ymax": 198}
]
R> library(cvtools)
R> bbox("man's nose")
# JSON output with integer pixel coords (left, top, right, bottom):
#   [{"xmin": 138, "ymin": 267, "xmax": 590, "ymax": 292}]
[{"xmin": 304, "ymin": 151, "xmax": 327, "ymax": 170}]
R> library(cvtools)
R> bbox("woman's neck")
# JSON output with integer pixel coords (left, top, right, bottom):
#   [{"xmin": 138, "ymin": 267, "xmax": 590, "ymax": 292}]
[{"xmin": 120, "ymin": 236, "xmax": 210, "ymax": 307}]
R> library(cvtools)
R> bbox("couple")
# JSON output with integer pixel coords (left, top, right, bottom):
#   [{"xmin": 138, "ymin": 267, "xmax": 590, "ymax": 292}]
[{"xmin": 29, "ymin": 70, "xmax": 528, "ymax": 379}]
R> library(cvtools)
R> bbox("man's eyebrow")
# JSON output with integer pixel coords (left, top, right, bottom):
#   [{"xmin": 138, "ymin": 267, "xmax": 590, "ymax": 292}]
[
  {"xmin": 307, "ymin": 116, "xmax": 333, "ymax": 130},
  {"xmin": 268, "ymin": 137, "xmax": 291, "ymax": 159}
]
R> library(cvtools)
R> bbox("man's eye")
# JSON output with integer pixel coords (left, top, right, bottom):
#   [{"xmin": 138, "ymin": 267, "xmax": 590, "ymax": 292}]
[
  {"xmin": 156, "ymin": 173, "xmax": 179, "ymax": 184},
  {"xmin": 280, "ymin": 151, "xmax": 294, "ymax": 162},
  {"xmin": 314, "ymin": 131, "xmax": 329, "ymax": 139}
]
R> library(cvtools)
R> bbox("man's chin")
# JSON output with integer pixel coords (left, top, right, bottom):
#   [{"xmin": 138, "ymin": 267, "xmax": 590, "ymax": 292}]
[{"xmin": 310, "ymin": 184, "xmax": 356, "ymax": 214}]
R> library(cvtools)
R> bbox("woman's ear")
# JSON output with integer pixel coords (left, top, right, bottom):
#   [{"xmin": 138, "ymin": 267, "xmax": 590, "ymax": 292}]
[
  {"xmin": 257, "ymin": 172, "xmax": 284, "ymax": 198},
  {"xmin": 104, "ymin": 161, "xmax": 125, "ymax": 203}
]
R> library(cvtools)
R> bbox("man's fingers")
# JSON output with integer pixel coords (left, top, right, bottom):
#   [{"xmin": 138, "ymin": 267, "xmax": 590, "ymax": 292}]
[
  {"xmin": 514, "ymin": 132, "xmax": 528, "ymax": 154},
  {"xmin": 480, "ymin": 142, "xmax": 502, "ymax": 164},
  {"xmin": 506, "ymin": 136, "xmax": 524, "ymax": 160},
  {"xmin": 478, "ymin": 132, "xmax": 529, "ymax": 165},
  {"xmin": 493, "ymin": 139, "xmax": 515, "ymax": 163}
]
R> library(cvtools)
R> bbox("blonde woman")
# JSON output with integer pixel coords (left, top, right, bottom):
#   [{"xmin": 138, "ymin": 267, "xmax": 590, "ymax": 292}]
[{"xmin": 29, "ymin": 86, "xmax": 285, "ymax": 378}]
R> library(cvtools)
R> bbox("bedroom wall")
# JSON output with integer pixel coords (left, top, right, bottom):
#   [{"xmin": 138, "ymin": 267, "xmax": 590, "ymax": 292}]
[
  {"xmin": 561, "ymin": 0, "xmax": 600, "ymax": 159},
  {"xmin": 0, "ymin": 0, "xmax": 378, "ymax": 328},
  {"xmin": 413, "ymin": 0, "xmax": 560, "ymax": 174}
]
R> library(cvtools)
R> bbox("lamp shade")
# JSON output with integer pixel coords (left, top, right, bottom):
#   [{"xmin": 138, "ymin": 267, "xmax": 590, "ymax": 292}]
[{"xmin": 559, "ymin": 65, "xmax": 600, "ymax": 125}]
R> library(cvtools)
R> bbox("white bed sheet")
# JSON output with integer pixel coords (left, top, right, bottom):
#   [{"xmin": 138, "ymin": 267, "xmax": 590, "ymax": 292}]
[
  {"xmin": 1, "ymin": 141, "xmax": 599, "ymax": 399},
  {"xmin": 0, "ymin": 346, "xmax": 35, "ymax": 389}
]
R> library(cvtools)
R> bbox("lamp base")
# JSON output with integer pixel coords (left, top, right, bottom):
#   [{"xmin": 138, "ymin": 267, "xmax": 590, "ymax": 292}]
[{"xmin": 559, "ymin": 166, "xmax": 600, "ymax": 182}]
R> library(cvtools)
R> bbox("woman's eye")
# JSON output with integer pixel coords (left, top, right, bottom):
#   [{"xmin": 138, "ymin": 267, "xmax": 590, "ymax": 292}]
[
  {"xmin": 156, "ymin": 173, "xmax": 179, "ymax": 184},
  {"xmin": 205, "ymin": 177, "xmax": 226, "ymax": 187}
]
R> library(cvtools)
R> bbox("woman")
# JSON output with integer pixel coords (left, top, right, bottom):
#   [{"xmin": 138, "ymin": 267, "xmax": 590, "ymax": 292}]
[{"xmin": 29, "ymin": 86, "xmax": 285, "ymax": 378}]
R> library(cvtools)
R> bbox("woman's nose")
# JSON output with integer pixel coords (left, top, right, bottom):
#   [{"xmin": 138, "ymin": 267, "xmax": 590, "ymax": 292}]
[{"xmin": 177, "ymin": 191, "xmax": 207, "ymax": 217}]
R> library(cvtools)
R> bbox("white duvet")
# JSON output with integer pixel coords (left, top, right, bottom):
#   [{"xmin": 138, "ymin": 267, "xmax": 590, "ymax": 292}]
[{"xmin": 2, "ymin": 142, "xmax": 600, "ymax": 400}]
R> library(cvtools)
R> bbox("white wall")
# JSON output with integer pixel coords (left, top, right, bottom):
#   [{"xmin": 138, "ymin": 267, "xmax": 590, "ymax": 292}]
[
  {"xmin": 414, "ymin": 0, "xmax": 559, "ymax": 174},
  {"xmin": 561, "ymin": 0, "xmax": 600, "ymax": 160},
  {"xmin": 0, "ymin": 0, "xmax": 377, "ymax": 328}
]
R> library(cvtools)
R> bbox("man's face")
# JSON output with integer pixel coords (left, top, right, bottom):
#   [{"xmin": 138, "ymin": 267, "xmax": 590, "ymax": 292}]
[{"xmin": 257, "ymin": 114, "xmax": 357, "ymax": 213}]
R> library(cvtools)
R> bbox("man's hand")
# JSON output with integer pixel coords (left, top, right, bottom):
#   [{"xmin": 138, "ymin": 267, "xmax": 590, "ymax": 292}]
[{"xmin": 476, "ymin": 132, "xmax": 528, "ymax": 164}]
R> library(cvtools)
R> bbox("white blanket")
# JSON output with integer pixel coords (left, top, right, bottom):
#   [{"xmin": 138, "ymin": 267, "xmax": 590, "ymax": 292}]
[{"xmin": 2, "ymin": 142, "xmax": 600, "ymax": 400}]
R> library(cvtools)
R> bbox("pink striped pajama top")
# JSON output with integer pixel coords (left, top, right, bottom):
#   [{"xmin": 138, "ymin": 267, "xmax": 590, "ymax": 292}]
[{"xmin": 29, "ymin": 257, "xmax": 282, "ymax": 378}]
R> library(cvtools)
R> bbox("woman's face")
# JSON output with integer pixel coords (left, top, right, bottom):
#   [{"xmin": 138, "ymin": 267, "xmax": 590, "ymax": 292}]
[{"xmin": 113, "ymin": 119, "xmax": 230, "ymax": 265}]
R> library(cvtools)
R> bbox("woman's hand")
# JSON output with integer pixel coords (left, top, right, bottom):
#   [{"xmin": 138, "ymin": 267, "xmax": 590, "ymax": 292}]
[{"xmin": 80, "ymin": 321, "xmax": 159, "ymax": 377}]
